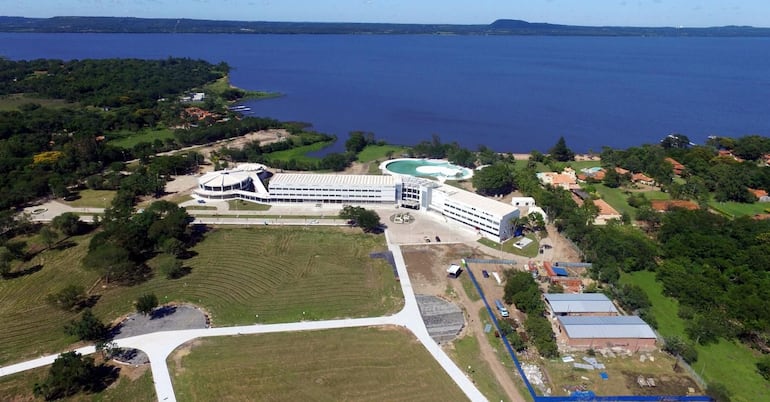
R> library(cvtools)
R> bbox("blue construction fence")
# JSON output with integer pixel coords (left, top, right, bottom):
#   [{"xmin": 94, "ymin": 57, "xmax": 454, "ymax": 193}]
[
  {"xmin": 464, "ymin": 258, "xmax": 517, "ymax": 265},
  {"xmin": 461, "ymin": 260, "xmax": 712, "ymax": 402}
]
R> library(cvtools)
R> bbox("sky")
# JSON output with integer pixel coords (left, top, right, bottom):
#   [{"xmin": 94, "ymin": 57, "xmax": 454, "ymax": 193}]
[{"xmin": 2, "ymin": 0, "xmax": 769, "ymax": 28}]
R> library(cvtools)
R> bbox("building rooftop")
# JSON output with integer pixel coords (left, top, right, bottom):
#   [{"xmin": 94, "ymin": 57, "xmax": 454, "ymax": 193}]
[
  {"xmin": 198, "ymin": 169, "xmax": 255, "ymax": 188},
  {"xmin": 269, "ymin": 173, "xmax": 396, "ymax": 187},
  {"xmin": 436, "ymin": 185, "xmax": 518, "ymax": 217},
  {"xmin": 545, "ymin": 293, "xmax": 618, "ymax": 314},
  {"xmin": 650, "ymin": 199, "xmax": 699, "ymax": 212},
  {"xmin": 593, "ymin": 199, "xmax": 620, "ymax": 217},
  {"xmin": 558, "ymin": 316, "xmax": 656, "ymax": 339}
]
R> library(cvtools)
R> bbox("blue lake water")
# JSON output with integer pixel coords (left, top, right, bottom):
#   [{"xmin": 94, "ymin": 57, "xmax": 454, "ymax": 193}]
[{"xmin": 1, "ymin": 33, "xmax": 768, "ymax": 153}]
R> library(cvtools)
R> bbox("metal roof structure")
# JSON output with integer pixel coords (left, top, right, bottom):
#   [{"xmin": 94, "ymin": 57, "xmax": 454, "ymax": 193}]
[
  {"xmin": 269, "ymin": 173, "xmax": 396, "ymax": 187},
  {"xmin": 545, "ymin": 293, "xmax": 618, "ymax": 314},
  {"xmin": 198, "ymin": 170, "xmax": 254, "ymax": 188},
  {"xmin": 436, "ymin": 185, "xmax": 518, "ymax": 218},
  {"xmin": 558, "ymin": 316, "xmax": 656, "ymax": 339}
]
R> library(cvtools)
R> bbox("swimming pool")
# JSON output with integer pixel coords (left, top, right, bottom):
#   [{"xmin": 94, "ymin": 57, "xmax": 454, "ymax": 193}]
[{"xmin": 381, "ymin": 158, "xmax": 473, "ymax": 181}]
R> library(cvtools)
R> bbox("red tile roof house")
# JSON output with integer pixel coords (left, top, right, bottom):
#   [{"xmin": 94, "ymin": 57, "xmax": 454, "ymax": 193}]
[
  {"xmin": 664, "ymin": 157, "xmax": 685, "ymax": 176},
  {"xmin": 631, "ymin": 173, "xmax": 655, "ymax": 186},
  {"xmin": 593, "ymin": 199, "xmax": 622, "ymax": 225},
  {"xmin": 749, "ymin": 188, "xmax": 770, "ymax": 203},
  {"xmin": 650, "ymin": 200, "xmax": 699, "ymax": 212}
]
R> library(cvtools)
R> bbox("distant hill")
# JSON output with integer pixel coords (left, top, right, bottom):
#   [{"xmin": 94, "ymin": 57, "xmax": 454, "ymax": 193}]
[{"xmin": 0, "ymin": 16, "xmax": 768, "ymax": 36}]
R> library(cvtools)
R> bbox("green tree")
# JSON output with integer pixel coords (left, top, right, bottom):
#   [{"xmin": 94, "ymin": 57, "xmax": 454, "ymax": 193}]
[
  {"xmin": 82, "ymin": 244, "xmax": 138, "ymax": 284},
  {"xmin": 344, "ymin": 131, "xmax": 373, "ymax": 154},
  {"xmin": 39, "ymin": 226, "xmax": 59, "ymax": 250},
  {"xmin": 136, "ymin": 293, "xmax": 159, "ymax": 316},
  {"xmin": 472, "ymin": 163, "xmax": 513, "ymax": 196},
  {"xmin": 52, "ymin": 212, "xmax": 82, "ymax": 236},
  {"xmin": 65, "ymin": 309, "xmax": 108, "ymax": 342},
  {"xmin": 507, "ymin": 330, "xmax": 527, "ymax": 352},
  {"xmin": 548, "ymin": 136, "xmax": 575, "ymax": 162},
  {"xmin": 603, "ymin": 167, "xmax": 622, "ymax": 188},
  {"xmin": 756, "ymin": 355, "xmax": 770, "ymax": 381},
  {"xmin": 660, "ymin": 133, "xmax": 691, "ymax": 149},
  {"xmin": 160, "ymin": 257, "xmax": 185, "ymax": 279},
  {"xmin": 663, "ymin": 336, "xmax": 698, "ymax": 364},
  {"xmin": 33, "ymin": 352, "xmax": 98, "ymax": 400},
  {"xmin": 356, "ymin": 209, "xmax": 382, "ymax": 232},
  {"xmin": 0, "ymin": 249, "xmax": 12, "ymax": 277},
  {"xmin": 706, "ymin": 382, "xmax": 732, "ymax": 402},
  {"xmin": 47, "ymin": 285, "xmax": 86, "ymax": 311}
]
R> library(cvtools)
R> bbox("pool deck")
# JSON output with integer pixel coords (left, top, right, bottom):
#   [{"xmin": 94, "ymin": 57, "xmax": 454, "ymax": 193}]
[{"xmin": 380, "ymin": 158, "xmax": 473, "ymax": 181}]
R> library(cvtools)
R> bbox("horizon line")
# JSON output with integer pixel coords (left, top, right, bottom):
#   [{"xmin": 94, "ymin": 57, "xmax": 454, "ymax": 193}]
[{"xmin": 0, "ymin": 15, "xmax": 765, "ymax": 30}]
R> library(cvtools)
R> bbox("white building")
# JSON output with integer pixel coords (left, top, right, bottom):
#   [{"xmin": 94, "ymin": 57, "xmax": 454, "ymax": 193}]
[
  {"xmin": 267, "ymin": 173, "xmax": 397, "ymax": 204},
  {"xmin": 193, "ymin": 164, "xmax": 519, "ymax": 242}
]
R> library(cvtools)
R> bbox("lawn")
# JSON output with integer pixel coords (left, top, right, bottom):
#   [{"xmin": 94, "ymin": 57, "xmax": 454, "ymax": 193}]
[
  {"xmin": 478, "ymin": 234, "xmax": 540, "ymax": 258},
  {"xmin": 0, "ymin": 226, "xmax": 402, "ymax": 366},
  {"xmin": 0, "ymin": 233, "xmax": 102, "ymax": 365},
  {"xmin": 0, "ymin": 364, "xmax": 155, "ymax": 401},
  {"xmin": 449, "ymin": 334, "xmax": 509, "ymax": 401},
  {"xmin": 621, "ymin": 271, "xmax": 769, "ymax": 402},
  {"xmin": 265, "ymin": 141, "xmax": 333, "ymax": 163},
  {"xmin": 357, "ymin": 144, "xmax": 408, "ymax": 163},
  {"xmin": 708, "ymin": 199, "xmax": 768, "ymax": 218},
  {"xmin": 63, "ymin": 189, "xmax": 116, "ymax": 208},
  {"xmin": 0, "ymin": 93, "xmax": 77, "ymax": 111},
  {"xmin": 168, "ymin": 327, "xmax": 467, "ymax": 401},
  {"xmin": 620, "ymin": 271, "xmax": 685, "ymax": 337},
  {"xmin": 591, "ymin": 184, "xmax": 637, "ymax": 217},
  {"xmin": 107, "ymin": 127, "xmax": 175, "ymax": 149},
  {"xmin": 549, "ymin": 160, "xmax": 602, "ymax": 172},
  {"xmin": 459, "ymin": 274, "xmax": 481, "ymax": 302},
  {"xmin": 226, "ymin": 199, "xmax": 271, "ymax": 211},
  {"xmin": 94, "ymin": 226, "xmax": 404, "ymax": 325}
]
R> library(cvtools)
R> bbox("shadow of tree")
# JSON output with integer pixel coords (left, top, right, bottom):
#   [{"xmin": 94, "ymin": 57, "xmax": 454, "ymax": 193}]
[
  {"xmin": 150, "ymin": 305, "xmax": 177, "ymax": 320},
  {"xmin": 3, "ymin": 264, "xmax": 43, "ymax": 279}
]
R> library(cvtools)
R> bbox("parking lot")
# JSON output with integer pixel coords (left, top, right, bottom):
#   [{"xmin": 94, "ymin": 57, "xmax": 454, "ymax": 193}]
[{"xmin": 379, "ymin": 207, "xmax": 482, "ymax": 245}]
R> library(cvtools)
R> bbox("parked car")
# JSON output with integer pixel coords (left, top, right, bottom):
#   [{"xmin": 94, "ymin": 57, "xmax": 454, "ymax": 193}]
[{"xmin": 435, "ymin": 236, "xmax": 441, "ymax": 242}]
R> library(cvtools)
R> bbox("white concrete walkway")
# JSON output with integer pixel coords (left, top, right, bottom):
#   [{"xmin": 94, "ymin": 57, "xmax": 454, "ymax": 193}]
[{"xmin": 0, "ymin": 230, "xmax": 489, "ymax": 402}]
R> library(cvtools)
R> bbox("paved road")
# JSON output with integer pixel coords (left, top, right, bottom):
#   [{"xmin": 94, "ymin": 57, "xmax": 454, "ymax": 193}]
[{"xmin": 0, "ymin": 230, "xmax": 489, "ymax": 402}]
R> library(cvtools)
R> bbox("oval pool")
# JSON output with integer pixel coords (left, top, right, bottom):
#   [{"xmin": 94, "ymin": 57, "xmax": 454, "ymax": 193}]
[{"xmin": 382, "ymin": 158, "xmax": 473, "ymax": 180}]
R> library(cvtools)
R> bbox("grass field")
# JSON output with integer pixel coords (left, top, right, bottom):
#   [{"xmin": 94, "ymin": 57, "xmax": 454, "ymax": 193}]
[
  {"xmin": 357, "ymin": 144, "xmax": 408, "ymax": 163},
  {"xmin": 621, "ymin": 271, "xmax": 769, "ymax": 402},
  {"xmin": 0, "ymin": 226, "xmax": 402, "ymax": 366},
  {"xmin": 266, "ymin": 141, "xmax": 333, "ymax": 163},
  {"xmin": 63, "ymin": 189, "xmax": 116, "ymax": 208},
  {"xmin": 0, "ymin": 94, "xmax": 77, "ymax": 111},
  {"xmin": 478, "ymin": 234, "xmax": 540, "ymax": 258},
  {"xmin": 226, "ymin": 199, "xmax": 271, "ymax": 211},
  {"xmin": 620, "ymin": 271, "xmax": 684, "ymax": 337},
  {"xmin": 107, "ymin": 127, "xmax": 176, "ymax": 149},
  {"xmin": 168, "ymin": 327, "xmax": 466, "ymax": 401},
  {"xmin": 0, "ymin": 364, "xmax": 155, "ymax": 401},
  {"xmin": 592, "ymin": 184, "xmax": 636, "ymax": 217},
  {"xmin": 0, "ymin": 233, "xmax": 102, "ymax": 365},
  {"xmin": 708, "ymin": 199, "xmax": 768, "ymax": 218}
]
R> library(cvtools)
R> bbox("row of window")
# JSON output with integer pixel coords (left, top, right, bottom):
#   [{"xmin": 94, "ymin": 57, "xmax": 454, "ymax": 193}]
[
  {"xmin": 270, "ymin": 187, "xmax": 386, "ymax": 192},
  {"xmin": 445, "ymin": 203, "xmax": 500, "ymax": 226},
  {"xmin": 444, "ymin": 211, "xmax": 499, "ymax": 238},
  {"xmin": 271, "ymin": 193, "xmax": 385, "ymax": 199}
]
